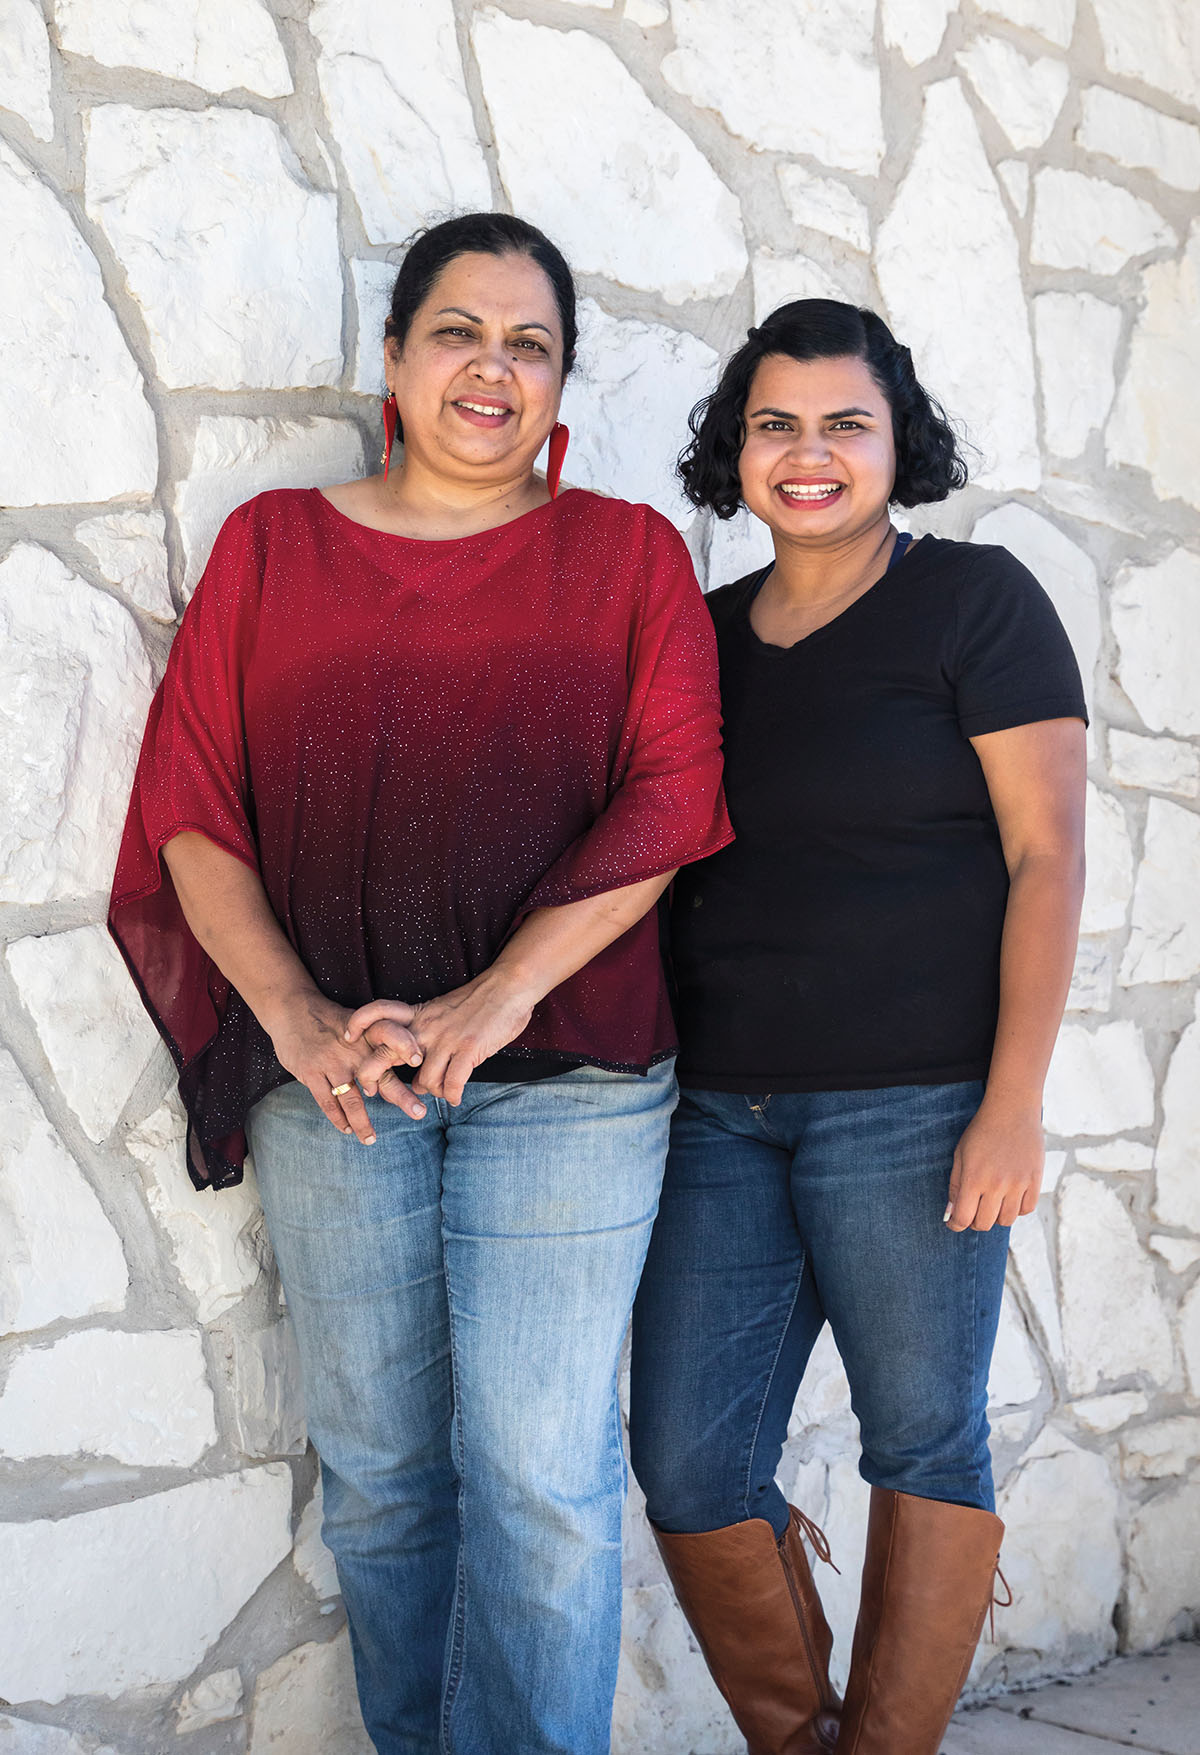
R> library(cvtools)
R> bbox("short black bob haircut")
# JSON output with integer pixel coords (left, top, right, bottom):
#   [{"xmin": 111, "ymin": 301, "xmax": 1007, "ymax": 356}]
[
  {"xmin": 678, "ymin": 299, "xmax": 969, "ymax": 518},
  {"xmin": 385, "ymin": 212, "xmax": 578, "ymax": 378}
]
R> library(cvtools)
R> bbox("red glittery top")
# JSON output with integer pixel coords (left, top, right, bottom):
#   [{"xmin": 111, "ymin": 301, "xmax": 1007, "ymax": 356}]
[{"xmin": 109, "ymin": 487, "xmax": 732, "ymax": 1189}]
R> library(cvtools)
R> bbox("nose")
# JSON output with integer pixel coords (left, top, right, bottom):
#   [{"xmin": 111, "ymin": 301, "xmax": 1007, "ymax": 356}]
[
  {"xmin": 786, "ymin": 427, "xmax": 833, "ymax": 467},
  {"xmin": 468, "ymin": 333, "xmax": 514, "ymax": 384}
]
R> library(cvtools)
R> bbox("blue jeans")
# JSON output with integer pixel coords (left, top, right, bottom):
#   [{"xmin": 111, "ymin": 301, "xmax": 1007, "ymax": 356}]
[
  {"xmin": 629, "ymin": 1081, "xmax": 1008, "ymax": 1539},
  {"xmin": 247, "ymin": 1061, "xmax": 676, "ymax": 1755}
]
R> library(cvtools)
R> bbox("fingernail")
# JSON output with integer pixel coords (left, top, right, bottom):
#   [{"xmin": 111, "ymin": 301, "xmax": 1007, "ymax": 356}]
[
  {"xmin": 344, "ymin": 1029, "xmax": 352, "ymax": 1040},
  {"xmin": 942, "ymin": 1204, "xmax": 953, "ymax": 1224},
  {"xmin": 413, "ymin": 1105, "xmax": 426, "ymax": 1119},
  {"xmin": 364, "ymin": 1133, "xmax": 377, "ymax": 1146},
  {"xmin": 409, "ymin": 1054, "xmax": 422, "ymax": 1066}
]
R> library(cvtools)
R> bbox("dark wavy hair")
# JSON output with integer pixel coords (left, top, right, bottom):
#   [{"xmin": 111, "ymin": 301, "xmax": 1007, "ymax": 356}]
[
  {"xmin": 385, "ymin": 212, "xmax": 577, "ymax": 378},
  {"xmin": 678, "ymin": 299, "xmax": 969, "ymax": 517}
]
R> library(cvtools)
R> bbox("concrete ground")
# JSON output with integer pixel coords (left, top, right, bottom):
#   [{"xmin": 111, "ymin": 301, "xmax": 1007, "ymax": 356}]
[{"xmin": 943, "ymin": 1642, "xmax": 1200, "ymax": 1754}]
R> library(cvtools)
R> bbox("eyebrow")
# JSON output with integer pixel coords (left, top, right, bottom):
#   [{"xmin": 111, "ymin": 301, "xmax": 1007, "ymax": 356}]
[
  {"xmin": 435, "ymin": 306, "xmax": 553, "ymax": 335},
  {"xmin": 747, "ymin": 404, "xmax": 878, "ymax": 420}
]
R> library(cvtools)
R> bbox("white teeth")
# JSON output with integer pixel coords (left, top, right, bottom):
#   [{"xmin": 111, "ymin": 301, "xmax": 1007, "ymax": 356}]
[
  {"xmin": 779, "ymin": 483, "xmax": 842, "ymax": 500},
  {"xmin": 457, "ymin": 401, "xmax": 509, "ymax": 416}
]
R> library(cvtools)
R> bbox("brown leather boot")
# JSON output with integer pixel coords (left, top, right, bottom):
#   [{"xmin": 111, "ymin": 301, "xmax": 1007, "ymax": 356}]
[
  {"xmin": 654, "ymin": 1506, "xmax": 841, "ymax": 1754},
  {"xmin": 835, "ymin": 1488, "xmax": 1004, "ymax": 1754}
]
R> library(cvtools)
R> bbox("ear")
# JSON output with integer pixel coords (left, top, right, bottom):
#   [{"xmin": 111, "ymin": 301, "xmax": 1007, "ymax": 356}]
[{"xmin": 383, "ymin": 332, "xmax": 403, "ymax": 393}]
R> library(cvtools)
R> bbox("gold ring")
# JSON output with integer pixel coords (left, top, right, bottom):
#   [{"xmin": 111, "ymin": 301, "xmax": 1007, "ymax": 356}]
[{"xmin": 330, "ymin": 1082, "xmax": 354, "ymax": 1098}]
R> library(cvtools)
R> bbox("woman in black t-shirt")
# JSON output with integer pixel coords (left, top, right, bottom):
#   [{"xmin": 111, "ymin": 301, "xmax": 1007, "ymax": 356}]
[{"xmin": 629, "ymin": 301, "xmax": 1087, "ymax": 1755}]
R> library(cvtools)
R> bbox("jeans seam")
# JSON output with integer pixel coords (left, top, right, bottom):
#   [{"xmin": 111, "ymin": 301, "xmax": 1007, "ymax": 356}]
[
  {"xmin": 739, "ymin": 1256, "xmax": 809, "ymax": 1524},
  {"xmin": 440, "ymin": 1252, "xmax": 468, "ymax": 1753}
]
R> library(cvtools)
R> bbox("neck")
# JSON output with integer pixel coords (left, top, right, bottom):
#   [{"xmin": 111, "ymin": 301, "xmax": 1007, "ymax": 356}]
[
  {"xmin": 767, "ymin": 513, "xmax": 896, "ymax": 608},
  {"xmin": 378, "ymin": 449, "xmax": 547, "ymax": 537}
]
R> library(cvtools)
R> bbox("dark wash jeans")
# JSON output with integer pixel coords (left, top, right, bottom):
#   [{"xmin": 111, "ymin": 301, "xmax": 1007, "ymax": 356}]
[{"xmin": 629, "ymin": 1080, "xmax": 1009, "ymax": 1538}]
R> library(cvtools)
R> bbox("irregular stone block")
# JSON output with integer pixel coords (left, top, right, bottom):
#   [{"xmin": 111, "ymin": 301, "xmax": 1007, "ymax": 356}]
[
  {"xmin": 663, "ymin": 0, "xmax": 883, "ymax": 174},
  {"xmin": 624, "ymin": 0, "xmax": 668, "ymax": 23},
  {"xmin": 876, "ymin": 81, "xmax": 1039, "ymax": 492},
  {"xmin": 217, "ymin": 1318, "xmax": 307, "ymax": 1459},
  {"xmin": 1080, "ymin": 786, "xmax": 1134, "ymax": 936},
  {"xmin": 1120, "ymin": 798, "xmax": 1200, "ymax": 986},
  {"xmin": 988, "ymin": 1289, "xmax": 1044, "ymax": 1408},
  {"xmin": 752, "ymin": 249, "xmax": 849, "ymax": 321},
  {"xmin": 1111, "ymin": 548, "xmax": 1200, "ymax": 735},
  {"xmin": 0, "ymin": 1051, "xmax": 128, "ymax": 1337},
  {"xmin": 350, "ymin": 259, "xmax": 396, "ymax": 397},
  {"xmin": 0, "ymin": 0, "xmax": 53, "ymax": 141},
  {"xmin": 56, "ymin": 0, "xmax": 292, "ymax": 98},
  {"xmin": 980, "ymin": 0, "xmax": 1076, "ymax": 48},
  {"xmin": 1066, "ymin": 937, "xmax": 1112, "ymax": 1014},
  {"xmin": 176, "ymin": 1667, "xmax": 243, "ymax": 1734},
  {"xmin": 1008, "ymin": 1215, "xmax": 1064, "ymax": 1362},
  {"xmin": 777, "ymin": 165, "xmax": 870, "ymax": 253},
  {"xmin": 1180, "ymin": 1280, "xmax": 1200, "ymax": 1398},
  {"xmin": 1058, "ymin": 1175, "xmax": 1175, "ymax": 1395},
  {"xmin": 705, "ymin": 508, "xmax": 773, "ymax": 597},
  {"xmin": 1033, "ymin": 294, "xmax": 1121, "ymax": 460},
  {"xmin": 126, "ymin": 1101, "xmax": 269, "ymax": 1325},
  {"xmin": 1076, "ymin": 1139, "xmax": 1154, "ymax": 1172},
  {"xmin": 6, "ymin": 926, "xmax": 161, "ymax": 1144},
  {"xmin": 85, "ymin": 106, "xmax": 342, "ymax": 391},
  {"xmin": 1031, "ymin": 169, "xmax": 1175, "ymax": 274},
  {"xmin": 556, "ymin": 299, "xmax": 716, "ymax": 530},
  {"xmin": 881, "ymin": 0, "xmax": 955, "ymax": 65},
  {"xmin": 311, "ymin": 0, "xmax": 489, "ymax": 246},
  {"xmin": 1109, "ymin": 729, "xmax": 1200, "ymax": 799},
  {"xmin": 0, "ymin": 140, "xmax": 157, "ymax": 506},
  {"xmin": 1070, "ymin": 1390, "xmax": 1148, "ymax": 1434},
  {"xmin": 0, "ymin": 546, "xmax": 154, "ymax": 905},
  {"xmin": 175, "ymin": 415, "xmax": 365, "ymax": 597},
  {"xmin": 1108, "ymin": 228, "xmax": 1200, "ymax": 510},
  {"xmin": 1122, "ymin": 1478, "xmax": 1200, "ymax": 1649},
  {"xmin": 473, "ymin": 10, "xmax": 746, "ymax": 305},
  {"xmin": 294, "ymin": 1479, "xmax": 339, "ymax": 1604},
  {"xmin": 1120, "ymin": 1417, "xmax": 1200, "ymax": 1479},
  {"xmin": 1149, "ymin": 1235, "xmax": 1200, "ymax": 1274},
  {"xmin": 0, "ymin": 1328, "xmax": 216, "ymax": 1467},
  {"xmin": 75, "ymin": 511, "xmax": 173, "ymax": 624},
  {"xmin": 957, "ymin": 36, "xmax": 1069, "ymax": 150},
  {"xmin": 246, "ymin": 1629, "xmax": 371, "ymax": 1755},
  {"xmin": 1154, "ymin": 998, "xmax": 1200, "ymax": 1234},
  {"xmin": 976, "ymin": 1428, "xmax": 1120, "ymax": 1679},
  {"xmin": 1077, "ymin": 86, "xmax": 1200, "ymax": 192},
  {"xmin": 0, "ymin": 1466, "xmax": 293, "ymax": 1702},
  {"xmin": 1091, "ymin": 0, "xmax": 1200, "ymax": 112},
  {"xmin": 1044, "ymin": 1021, "xmax": 1155, "ymax": 1139}
]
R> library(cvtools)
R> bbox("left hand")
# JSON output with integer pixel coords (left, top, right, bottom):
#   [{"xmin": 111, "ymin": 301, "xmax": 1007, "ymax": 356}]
[
  {"xmin": 346, "ymin": 970, "xmax": 538, "ymax": 1107},
  {"xmin": 943, "ymin": 1096, "xmax": 1044, "ymax": 1232}
]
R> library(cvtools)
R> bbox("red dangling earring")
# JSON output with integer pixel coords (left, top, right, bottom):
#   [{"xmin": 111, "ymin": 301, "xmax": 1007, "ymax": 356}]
[
  {"xmin": 381, "ymin": 393, "xmax": 399, "ymax": 479},
  {"xmin": 547, "ymin": 422, "xmax": 569, "ymax": 500}
]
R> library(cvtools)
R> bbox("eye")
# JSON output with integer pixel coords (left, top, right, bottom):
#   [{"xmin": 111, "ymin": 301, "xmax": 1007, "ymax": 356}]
[
  {"xmin": 512, "ymin": 337, "xmax": 549, "ymax": 354},
  {"xmin": 830, "ymin": 419, "xmax": 865, "ymax": 431},
  {"xmin": 759, "ymin": 419, "xmax": 793, "ymax": 432}
]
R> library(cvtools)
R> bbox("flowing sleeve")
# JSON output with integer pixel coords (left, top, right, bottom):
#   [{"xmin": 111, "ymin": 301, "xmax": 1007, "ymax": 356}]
[
  {"xmin": 108, "ymin": 501, "xmax": 265, "ymax": 1186},
  {"xmin": 521, "ymin": 510, "xmax": 733, "ymax": 913}
]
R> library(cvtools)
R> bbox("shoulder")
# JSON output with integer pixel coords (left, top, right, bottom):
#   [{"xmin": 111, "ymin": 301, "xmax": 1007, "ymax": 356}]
[
  {"xmin": 558, "ymin": 488, "xmax": 684, "ymax": 551},
  {"xmin": 703, "ymin": 570, "xmax": 764, "ymax": 628},
  {"xmin": 908, "ymin": 535, "xmax": 1041, "ymax": 596}
]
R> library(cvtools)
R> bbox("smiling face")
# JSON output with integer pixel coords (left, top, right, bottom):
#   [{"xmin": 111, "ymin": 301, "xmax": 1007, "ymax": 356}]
[
  {"xmin": 385, "ymin": 250, "xmax": 565, "ymax": 486},
  {"xmin": 738, "ymin": 352, "xmax": 897, "ymax": 544}
]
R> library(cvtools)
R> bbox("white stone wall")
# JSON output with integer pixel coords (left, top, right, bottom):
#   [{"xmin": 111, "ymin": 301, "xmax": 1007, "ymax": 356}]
[{"xmin": 1, "ymin": 1, "xmax": 1198, "ymax": 1748}]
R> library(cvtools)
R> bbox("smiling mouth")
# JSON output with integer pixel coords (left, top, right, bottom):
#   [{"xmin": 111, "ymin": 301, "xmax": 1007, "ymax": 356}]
[
  {"xmin": 452, "ymin": 399, "xmax": 513, "ymax": 424},
  {"xmin": 776, "ymin": 482, "xmax": 845, "ymax": 502}
]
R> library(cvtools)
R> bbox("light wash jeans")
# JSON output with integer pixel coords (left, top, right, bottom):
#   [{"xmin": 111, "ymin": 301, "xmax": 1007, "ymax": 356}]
[
  {"xmin": 630, "ymin": 1080, "xmax": 1008, "ymax": 1534},
  {"xmin": 247, "ymin": 1060, "xmax": 676, "ymax": 1755}
]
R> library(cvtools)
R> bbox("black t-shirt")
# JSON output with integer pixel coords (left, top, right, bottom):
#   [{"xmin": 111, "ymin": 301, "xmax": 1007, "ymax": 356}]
[{"xmin": 671, "ymin": 535, "xmax": 1087, "ymax": 1092}]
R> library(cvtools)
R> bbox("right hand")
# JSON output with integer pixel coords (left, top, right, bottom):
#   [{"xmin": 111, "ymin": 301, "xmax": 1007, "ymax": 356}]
[{"xmin": 268, "ymin": 991, "xmax": 427, "ymax": 1142}]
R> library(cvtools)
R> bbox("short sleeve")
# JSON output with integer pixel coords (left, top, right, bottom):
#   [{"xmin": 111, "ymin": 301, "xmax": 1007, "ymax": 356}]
[{"xmin": 952, "ymin": 544, "xmax": 1089, "ymax": 738}]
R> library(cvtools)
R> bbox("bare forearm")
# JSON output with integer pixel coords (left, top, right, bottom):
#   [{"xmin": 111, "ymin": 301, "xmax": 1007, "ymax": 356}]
[
  {"xmin": 985, "ymin": 852, "xmax": 1085, "ymax": 1110},
  {"xmin": 486, "ymin": 871, "xmax": 676, "ymax": 1009},
  {"xmin": 161, "ymin": 832, "xmax": 318, "ymax": 1036}
]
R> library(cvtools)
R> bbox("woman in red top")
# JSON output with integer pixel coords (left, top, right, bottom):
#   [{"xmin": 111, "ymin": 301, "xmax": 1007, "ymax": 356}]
[{"xmin": 110, "ymin": 213, "xmax": 730, "ymax": 1755}]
